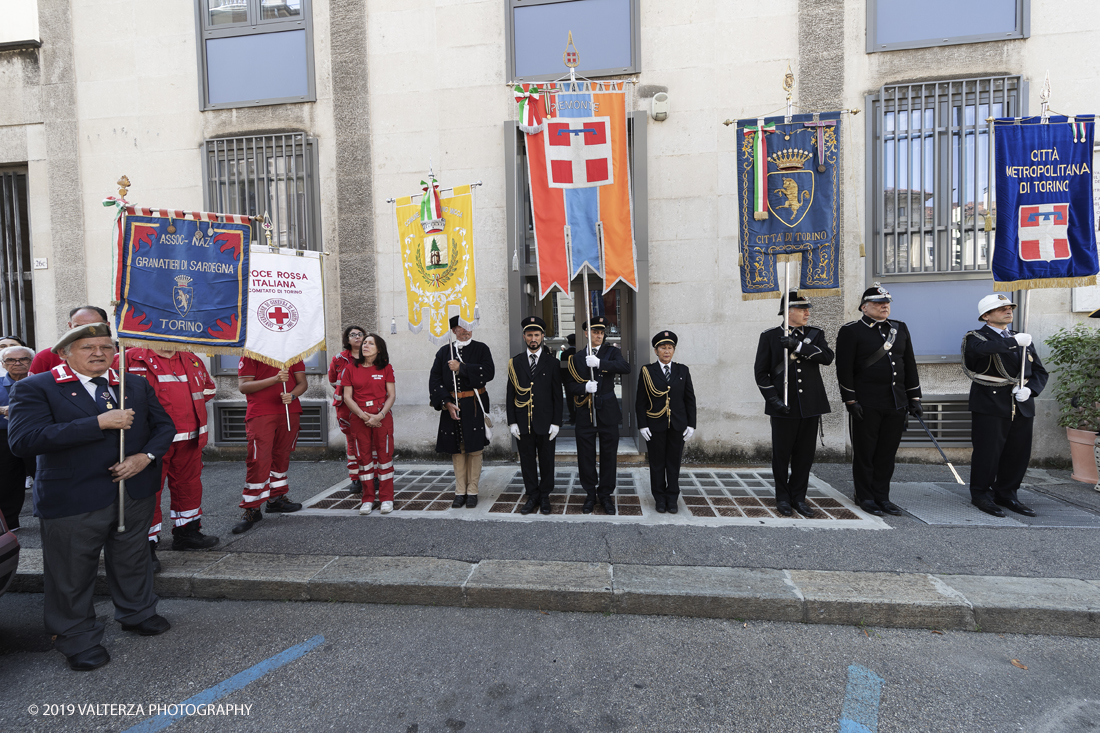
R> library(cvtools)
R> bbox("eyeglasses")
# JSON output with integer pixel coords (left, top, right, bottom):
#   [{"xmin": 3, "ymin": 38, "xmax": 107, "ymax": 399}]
[
  {"xmin": 2, "ymin": 357, "xmax": 30, "ymax": 364},
  {"xmin": 348, "ymin": 332, "xmax": 365, "ymax": 338}
]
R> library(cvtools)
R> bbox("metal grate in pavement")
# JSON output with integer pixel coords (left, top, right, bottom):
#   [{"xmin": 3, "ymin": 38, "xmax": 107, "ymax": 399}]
[
  {"xmin": 489, "ymin": 470, "xmax": 641, "ymax": 515},
  {"xmin": 889, "ymin": 483, "xmax": 1023, "ymax": 526},
  {"xmin": 934, "ymin": 482, "xmax": 1100, "ymax": 528},
  {"xmin": 675, "ymin": 470, "xmax": 857, "ymax": 520},
  {"xmin": 305, "ymin": 468, "xmax": 457, "ymax": 512}
]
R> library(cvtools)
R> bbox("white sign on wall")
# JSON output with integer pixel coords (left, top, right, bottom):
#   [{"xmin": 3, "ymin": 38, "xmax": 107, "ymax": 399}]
[
  {"xmin": 0, "ymin": 0, "xmax": 40, "ymax": 46},
  {"xmin": 1071, "ymin": 145, "xmax": 1100, "ymax": 312}
]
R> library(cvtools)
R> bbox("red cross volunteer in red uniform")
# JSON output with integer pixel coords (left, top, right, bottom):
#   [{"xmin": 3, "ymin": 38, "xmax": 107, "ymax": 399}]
[
  {"xmin": 340, "ymin": 334, "xmax": 396, "ymax": 515},
  {"xmin": 232, "ymin": 357, "xmax": 307, "ymax": 533}
]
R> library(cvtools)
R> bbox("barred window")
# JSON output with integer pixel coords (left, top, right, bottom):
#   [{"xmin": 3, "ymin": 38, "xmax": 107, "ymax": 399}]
[
  {"xmin": 0, "ymin": 169, "xmax": 34, "ymax": 345},
  {"xmin": 868, "ymin": 76, "xmax": 1024, "ymax": 279},
  {"xmin": 202, "ymin": 133, "xmax": 321, "ymax": 251}
]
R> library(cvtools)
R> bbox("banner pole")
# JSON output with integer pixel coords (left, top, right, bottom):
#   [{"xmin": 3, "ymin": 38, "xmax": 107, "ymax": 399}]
[
  {"xmin": 451, "ymin": 336, "xmax": 460, "ymax": 416},
  {"xmin": 582, "ymin": 265, "xmax": 596, "ymax": 428},
  {"xmin": 1018, "ymin": 290, "xmax": 1031, "ymax": 390},
  {"xmin": 783, "ymin": 261, "xmax": 790, "ymax": 409},
  {"xmin": 283, "ymin": 378, "xmax": 291, "ymax": 431},
  {"xmin": 117, "ymin": 343, "xmax": 127, "ymax": 533}
]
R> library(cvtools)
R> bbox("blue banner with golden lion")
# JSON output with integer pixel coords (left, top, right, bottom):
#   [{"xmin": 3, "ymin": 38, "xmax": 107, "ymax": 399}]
[
  {"xmin": 114, "ymin": 210, "xmax": 250, "ymax": 350},
  {"xmin": 737, "ymin": 112, "xmax": 841, "ymax": 300}
]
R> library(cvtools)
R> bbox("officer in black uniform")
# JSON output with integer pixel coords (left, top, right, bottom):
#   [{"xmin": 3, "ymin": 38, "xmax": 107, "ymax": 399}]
[
  {"xmin": 636, "ymin": 331, "xmax": 697, "ymax": 513},
  {"xmin": 835, "ymin": 284, "xmax": 921, "ymax": 516},
  {"xmin": 506, "ymin": 316, "xmax": 563, "ymax": 516},
  {"xmin": 963, "ymin": 293, "xmax": 1049, "ymax": 517},
  {"xmin": 564, "ymin": 316, "xmax": 630, "ymax": 514},
  {"xmin": 754, "ymin": 292, "xmax": 833, "ymax": 517}
]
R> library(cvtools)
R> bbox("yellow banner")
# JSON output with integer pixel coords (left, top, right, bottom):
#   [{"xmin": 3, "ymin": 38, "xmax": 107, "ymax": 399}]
[{"xmin": 396, "ymin": 184, "xmax": 476, "ymax": 343}]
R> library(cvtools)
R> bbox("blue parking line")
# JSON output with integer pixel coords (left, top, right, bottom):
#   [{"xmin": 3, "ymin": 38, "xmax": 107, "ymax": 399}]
[
  {"xmin": 122, "ymin": 634, "xmax": 325, "ymax": 733},
  {"xmin": 838, "ymin": 664, "xmax": 884, "ymax": 733}
]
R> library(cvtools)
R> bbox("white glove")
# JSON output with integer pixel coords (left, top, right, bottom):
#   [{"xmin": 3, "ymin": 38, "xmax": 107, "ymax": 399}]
[
  {"xmin": 1013, "ymin": 385, "xmax": 1032, "ymax": 402},
  {"xmin": 683, "ymin": 426, "xmax": 695, "ymax": 441},
  {"xmin": 639, "ymin": 427, "xmax": 652, "ymax": 441},
  {"xmin": 585, "ymin": 380, "xmax": 598, "ymax": 393},
  {"xmin": 1014, "ymin": 333, "xmax": 1032, "ymax": 347},
  {"xmin": 509, "ymin": 423, "xmax": 520, "ymax": 439},
  {"xmin": 548, "ymin": 424, "xmax": 560, "ymax": 440},
  {"xmin": 585, "ymin": 354, "xmax": 600, "ymax": 368}
]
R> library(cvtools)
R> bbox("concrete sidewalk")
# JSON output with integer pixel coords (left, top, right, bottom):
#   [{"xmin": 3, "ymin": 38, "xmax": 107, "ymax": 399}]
[{"xmin": 12, "ymin": 547, "xmax": 1100, "ymax": 638}]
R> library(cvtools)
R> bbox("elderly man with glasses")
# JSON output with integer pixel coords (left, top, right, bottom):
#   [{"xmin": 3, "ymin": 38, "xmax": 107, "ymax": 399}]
[{"xmin": 0, "ymin": 344, "xmax": 33, "ymax": 528}]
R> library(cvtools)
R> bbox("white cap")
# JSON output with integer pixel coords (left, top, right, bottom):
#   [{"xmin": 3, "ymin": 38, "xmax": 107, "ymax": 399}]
[{"xmin": 977, "ymin": 293, "xmax": 1016, "ymax": 319}]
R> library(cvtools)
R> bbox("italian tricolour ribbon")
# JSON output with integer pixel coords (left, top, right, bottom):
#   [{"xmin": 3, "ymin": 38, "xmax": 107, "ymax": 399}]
[{"xmin": 743, "ymin": 119, "xmax": 776, "ymax": 221}]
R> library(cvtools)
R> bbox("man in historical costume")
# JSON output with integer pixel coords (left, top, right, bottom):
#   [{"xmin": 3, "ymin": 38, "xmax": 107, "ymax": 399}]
[
  {"xmin": 754, "ymin": 292, "xmax": 833, "ymax": 517},
  {"xmin": 636, "ymin": 331, "xmax": 697, "ymax": 513},
  {"xmin": 835, "ymin": 284, "xmax": 921, "ymax": 517},
  {"xmin": 563, "ymin": 316, "xmax": 631, "ymax": 515},
  {"xmin": 962, "ymin": 293, "xmax": 1049, "ymax": 517},
  {"xmin": 506, "ymin": 316, "xmax": 563, "ymax": 516},
  {"xmin": 430, "ymin": 315, "xmax": 495, "ymax": 508},
  {"xmin": 124, "ymin": 347, "xmax": 219, "ymax": 571},
  {"xmin": 8, "ymin": 323, "xmax": 176, "ymax": 671},
  {"xmin": 29, "ymin": 306, "xmax": 109, "ymax": 375}
]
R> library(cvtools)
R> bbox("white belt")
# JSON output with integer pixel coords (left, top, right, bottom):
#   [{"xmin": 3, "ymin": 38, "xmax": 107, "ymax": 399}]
[{"xmin": 172, "ymin": 425, "xmax": 208, "ymax": 442}]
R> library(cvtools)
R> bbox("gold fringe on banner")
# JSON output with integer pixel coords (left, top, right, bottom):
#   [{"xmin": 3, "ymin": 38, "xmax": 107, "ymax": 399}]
[
  {"xmin": 742, "ymin": 291, "xmax": 784, "ymax": 301},
  {"xmin": 239, "ymin": 339, "xmax": 327, "ymax": 368},
  {"xmin": 993, "ymin": 275, "xmax": 1098, "ymax": 292},
  {"xmin": 118, "ymin": 339, "xmax": 246, "ymax": 357},
  {"xmin": 799, "ymin": 287, "xmax": 842, "ymax": 298}
]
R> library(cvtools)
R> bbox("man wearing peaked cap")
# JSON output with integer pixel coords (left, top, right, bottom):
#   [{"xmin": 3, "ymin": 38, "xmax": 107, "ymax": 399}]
[
  {"xmin": 564, "ymin": 315, "xmax": 630, "ymax": 514},
  {"xmin": 835, "ymin": 283, "xmax": 921, "ymax": 517},
  {"xmin": 754, "ymin": 292, "xmax": 833, "ymax": 517},
  {"xmin": 7, "ymin": 321, "xmax": 176, "ymax": 671},
  {"xmin": 636, "ymin": 331, "xmax": 697, "ymax": 513},
  {"xmin": 962, "ymin": 293, "xmax": 1048, "ymax": 517},
  {"xmin": 506, "ymin": 315, "xmax": 563, "ymax": 515}
]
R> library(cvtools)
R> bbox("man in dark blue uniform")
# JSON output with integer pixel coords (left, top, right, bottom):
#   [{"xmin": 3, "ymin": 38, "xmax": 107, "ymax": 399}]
[
  {"xmin": 754, "ymin": 292, "xmax": 833, "ymax": 517},
  {"xmin": 637, "ymin": 331, "xmax": 697, "ymax": 513},
  {"xmin": 8, "ymin": 323, "xmax": 175, "ymax": 671},
  {"xmin": 963, "ymin": 293, "xmax": 1049, "ymax": 517},
  {"xmin": 507, "ymin": 316, "xmax": 563, "ymax": 516},
  {"xmin": 835, "ymin": 284, "xmax": 921, "ymax": 517},
  {"xmin": 564, "ymin": 316, "xmax": 631, "ymax": 515}
]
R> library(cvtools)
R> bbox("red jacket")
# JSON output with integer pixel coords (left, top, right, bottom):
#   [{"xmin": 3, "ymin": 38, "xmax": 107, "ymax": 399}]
[
  {"xmin": 328, "ymin": 350, "xmax": 354, "ymax": 413},
  {"xmin": 124, "ymin": 349, "xmax": 216, "ymax": 449}
]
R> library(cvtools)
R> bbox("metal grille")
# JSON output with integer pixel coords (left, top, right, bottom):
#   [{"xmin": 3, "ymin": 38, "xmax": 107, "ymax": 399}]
[
  {"xmin": 0, "ymin": 171, "xmax": 34, "ymax": 344},
  {"xmin": 901, "ymin": 397, "xmax": 972, "ymax": 446},
  {"xmin": 214, "ymin": 401, "xmax": 328, "ymax": 446},
  {"xmin": 203, "ymin": 134, "xmax": 319, "ymax": 250},
  {"xmin": 870, "ymin": 77, "xmax": 1023, "ymax": 277}
]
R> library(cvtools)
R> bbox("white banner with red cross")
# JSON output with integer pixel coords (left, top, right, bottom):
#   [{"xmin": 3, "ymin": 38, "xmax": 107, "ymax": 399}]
[{"xmin": 243, "ymin": 246, "xmax": 326, "ymax": 367}]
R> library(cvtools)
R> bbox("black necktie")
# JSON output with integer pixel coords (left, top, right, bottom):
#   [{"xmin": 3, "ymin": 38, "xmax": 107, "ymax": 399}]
[
  {"xmin": 529, "ymin": 353, "xmax": 537, "ymax": 371},
  {"xmin": 91, "ymin": 376, "xmax": 114, "ymax": 412},
  {"xmin": 663, "ymin": 364, "xmax": 671, "ymax": 381}
]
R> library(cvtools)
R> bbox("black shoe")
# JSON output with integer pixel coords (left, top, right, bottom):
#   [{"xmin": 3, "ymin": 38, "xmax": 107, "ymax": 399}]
[
  {"xmin": 519, "ymin": 497, "xmax": 538, "ymax": 515},
  {"xmin": 540, "ymin": 496, "xmax": 552, "ymax": 515},
  {"xmin": 348, "ymin": 480, "xmax": 362, "ymax": 496},
  {"xmin": 452, "ymin": 494, "xmax": 467, "ymax": 508},
  {"xmin": 600, "ymin": 497, "xmax": 616, "ymax": 516},
  {"xmin": 794, "ymin": 502, "xmax": 816, "ymax": 518},
  {"xmin": 666, "ymin": 499, "xmax": 679, "ymax": 514},
  {"xmin": 149, "ymin": 541, "xmax": 161, "ymax": 574},
  {"xmin": 171, "ymin": 521, "xmax": 219, "ymax": 551},
  {"xmin": 878, "ymin": 501, "xmax": 903, "ymax": 516},
  {"xmin": 582, "ymin": 496, "xmax": 596, "ymax": 514},
  {"xmin": 265, "ymin": 496, "xmax": 302, "ymax": 513},
  {"xmin": 995, "ymin": 498, "xmax": 1037, "ymax": 517},
  {"xmin": 776, "ymin": 501, "xmax": 793, "ymax": 517},
  {"xmin": 655, "ymin": 497, "xmax": 667, "ymax": 513},
  {"xmin": 972, "ymin": 500, "xmax": 1006, "ymax": 518},
  {"xmin": 67, "ymin": 645, "xmax": 110, "ymax": 672},
  {"xmin": 466, "ymin": 495, "xmax": 478, "ymax": 509},
  {"xmin": 859, "ymin": 500, "xmax": 884, "ymax": 517},
  {"xmin": 231, "ymin": 507, "xmax": 263, "ymax": 534},
  {"xmin": 121, "ymin": 614, "xmax": 171, "ymax": 636}
]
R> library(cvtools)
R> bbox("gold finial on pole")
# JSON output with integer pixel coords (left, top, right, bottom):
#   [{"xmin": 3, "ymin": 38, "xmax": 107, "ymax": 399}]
[
  {"xmin": 783, "ymin": 63, "xmax": 794, "ymax": 124},
  {"xmin": 117, "ymin": 175, "xmax": 130, "ymax": 198},
  {"xmin": 262, "ymin": 210, "xmax": 274, "ymax": 248}
]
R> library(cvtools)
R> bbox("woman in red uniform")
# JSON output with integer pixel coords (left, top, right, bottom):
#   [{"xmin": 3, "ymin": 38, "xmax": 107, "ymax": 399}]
[
  {"xmin": 341, "ymin": 334, "xmax": 396, "ymax": 514},
  {"xmin": 328, "ymin": 326, "xmax": 366, "ymax": 494}
]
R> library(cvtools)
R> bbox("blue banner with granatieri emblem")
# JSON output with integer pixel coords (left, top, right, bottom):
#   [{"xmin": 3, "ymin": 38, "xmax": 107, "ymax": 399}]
[
  {"xmin": 113, "ymin": 210, "xmax": 250, "ymax": 350},
  {"xmin": 736, "ymin": 112, "xmax": 842, "ymax": 300},
  {"xmin": 993, "ymin": 115, "xmax": 1098, "ymax": 290}
]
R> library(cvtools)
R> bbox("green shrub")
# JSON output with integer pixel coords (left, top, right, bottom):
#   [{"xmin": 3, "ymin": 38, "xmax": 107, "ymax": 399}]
[{"xmin": 1044, "ymin": 323, "xmax": 1100, "ymax": 431}]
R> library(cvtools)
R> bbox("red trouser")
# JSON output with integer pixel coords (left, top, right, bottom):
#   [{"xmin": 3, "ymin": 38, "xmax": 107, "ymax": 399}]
[
  {"xmin": 347, "ymin": 413, "xmax": 394, "ymax": 502},
  {"xmin": 240, "ymin": 413, "xmax": 300, "ymax": 509},
  {"xmin": 336, "ymin": 404, "xmax": 358, "ymax": 481},
  {"xmin": 149, "ymin": 438, "xmax": 205, "ymax": 541}
]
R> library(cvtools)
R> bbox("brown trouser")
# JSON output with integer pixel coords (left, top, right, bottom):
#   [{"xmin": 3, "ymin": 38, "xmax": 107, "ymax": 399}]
[{"xmin": 452, "ymin": 450, "xmax": 483, "ymax": 495}]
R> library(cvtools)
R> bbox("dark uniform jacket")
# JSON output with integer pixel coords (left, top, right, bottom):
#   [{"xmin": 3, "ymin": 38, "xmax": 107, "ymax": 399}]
[
  {"xmin": 636, "ymin": 362, "xmax": 697, "ymax": 434},
  {"xmin": 836, "ymin": 315, "xmax": 921, "ymax": 410},
  {"xmin": 506, "ymin": 348, "xmax": 563, "ymax": 435},
  {"xmin": 429, "ymin": 340, "xmax": 494, "ymax": 453},
  {"xmin": 8, "ymin": 364, "xmax": 175, "ymax": 519},
  {"xmin": 754, "ymin": 325, "xmax": 833, "ymax": 418},
  {"xmin": 563, "ymin": 343, "xmax": 630, "ymax": 428},
  {"xmin": 963, "ymin": 325, "xmax": 1049, "ymax": 419}
]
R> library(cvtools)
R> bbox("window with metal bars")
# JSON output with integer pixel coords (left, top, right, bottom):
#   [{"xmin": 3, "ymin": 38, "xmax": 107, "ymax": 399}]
[
  {"xmin": 900, "ymin": 396, "xmax": 972, "ymax": 447},
  {"xmin": 868, "ymin": 76, "xmax": 1024, "ymax": 280},
  {"xmin": 0, "ymin": 170, "xmax": 34, "ymax": 346},
  {"xmin": 214, "ymin": 401, "xmax": 328, "ymax": 446},
  {"xmin": 202, "ymin": 133, "xmax": 320, "ymax": 251}
]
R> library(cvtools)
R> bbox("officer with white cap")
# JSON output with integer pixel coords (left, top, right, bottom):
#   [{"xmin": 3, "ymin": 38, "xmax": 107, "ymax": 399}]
[{"xmin": 962, "ymin": 294, "xmax": 1048, "ymax": 517}]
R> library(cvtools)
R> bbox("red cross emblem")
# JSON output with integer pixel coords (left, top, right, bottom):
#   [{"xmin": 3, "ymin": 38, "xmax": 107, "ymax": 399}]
[{"xmin": 268, "ymin": 307, "xmax": 290, "ymax": 326}]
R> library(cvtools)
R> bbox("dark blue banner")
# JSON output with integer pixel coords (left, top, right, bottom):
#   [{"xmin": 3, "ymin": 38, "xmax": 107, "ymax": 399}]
[
  {"xmin": 737, "ymin": 112, "xmax": 841, "ymax": 300},
  {"xmin": 993, "ymin": 115, "xmax": 1098, "ymax": 290},
  {"xmin": 114, "ymin": 214, "xmax": 250, "ymax": 349}
]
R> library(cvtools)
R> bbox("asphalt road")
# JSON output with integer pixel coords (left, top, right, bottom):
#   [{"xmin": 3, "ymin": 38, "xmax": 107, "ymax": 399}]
[{"xmin": 1, "ymin": 593, "xmax": 1098, "ymax": 733}]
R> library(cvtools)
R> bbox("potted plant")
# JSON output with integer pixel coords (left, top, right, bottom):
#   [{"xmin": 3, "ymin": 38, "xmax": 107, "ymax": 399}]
[{"xmin": 1044, "ymin": 322, "xmax": 1100, "ymax": 483}]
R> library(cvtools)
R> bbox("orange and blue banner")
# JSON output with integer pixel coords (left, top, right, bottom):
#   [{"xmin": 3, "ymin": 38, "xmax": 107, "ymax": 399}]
[
  {"xmin": 521, "ymin": 81, "xmax": 637, "ymax": 299},
  {"xmin": 113, "ymin": 208, "xmax": 251, "ymax": 350}
]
